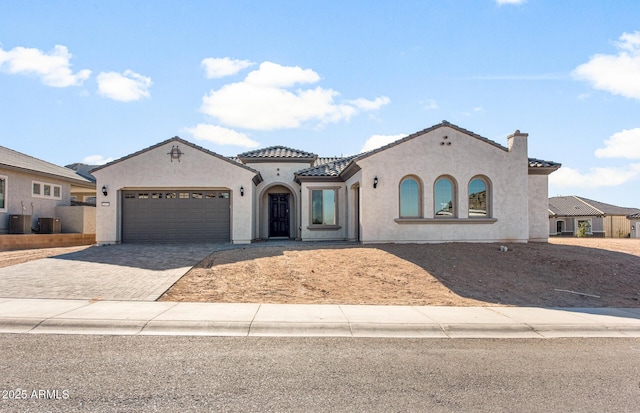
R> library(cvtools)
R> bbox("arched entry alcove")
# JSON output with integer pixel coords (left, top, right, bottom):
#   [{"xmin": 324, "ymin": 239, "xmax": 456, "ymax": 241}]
[{"xmin": 259, "ymin": 183, "xmax": 298, "ymax": 240}]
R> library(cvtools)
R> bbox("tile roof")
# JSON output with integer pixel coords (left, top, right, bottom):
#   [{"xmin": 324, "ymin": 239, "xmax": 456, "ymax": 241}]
[
  {"xmin": 576, "ymin": 197, "xmax": 640, "ymax": 216},
  {"xmin": 0, "ymin": 145, "xmax": 93, "ymax": 186},
  {"xmin": 295, "ymin": 156, "xmax": 356, "ymax": 177},
  {"xmin": 314, "ymin": 156, "xmax": 345, "ymax": 166},
  {"xmin": 528, "ymin": 158, "xmax": 561, "ymax": 169},
  {"xmin": 238, "ymin": 146, "xmax": 317, "ymax": 160},
  {"xmin": 65, "ymin": 163, "xmax": 97, "ymax": 182},
  {"xmin": 549, "ymin": 196, "xmax": 640, "ymax": 217}
]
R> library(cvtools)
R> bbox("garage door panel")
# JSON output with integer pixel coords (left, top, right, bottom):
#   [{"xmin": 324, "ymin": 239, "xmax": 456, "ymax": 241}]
[{"xmin": 122, "ymin": 190, "xmax": 230, "ymax": 243}]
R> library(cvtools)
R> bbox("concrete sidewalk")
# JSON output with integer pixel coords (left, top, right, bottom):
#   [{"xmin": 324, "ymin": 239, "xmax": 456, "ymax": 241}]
[{"xmin": 1, "ymin": 298, "xmax": 639, "ymax": 338}]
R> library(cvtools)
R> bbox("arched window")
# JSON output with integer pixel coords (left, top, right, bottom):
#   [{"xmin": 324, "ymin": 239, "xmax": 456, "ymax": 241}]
[
  {"xmin": 400, "ymin": 177, "xmax": 421, "ymax": 218},
  {"xmin": 468, "ymin": 177, "xmax": 489, "ymax": 217},
  {"xmin": 434, "ymin": 177, "xmax": 456, "ymax": 217}
]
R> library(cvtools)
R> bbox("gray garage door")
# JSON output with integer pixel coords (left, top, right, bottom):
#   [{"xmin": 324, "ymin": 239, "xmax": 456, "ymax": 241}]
[{"xmin": 122, "ymin": 190, "xmax": 230, "ymax": 243}]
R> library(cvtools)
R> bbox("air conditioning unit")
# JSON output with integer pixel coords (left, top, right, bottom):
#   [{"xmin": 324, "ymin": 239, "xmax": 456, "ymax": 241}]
[
  {"xmin": 9, "ymin": 215, "xmax": 31, "ymax": 234},
  {"xmin": 38, "ymin": 217, "xmax": 61, "ymax": 234}
]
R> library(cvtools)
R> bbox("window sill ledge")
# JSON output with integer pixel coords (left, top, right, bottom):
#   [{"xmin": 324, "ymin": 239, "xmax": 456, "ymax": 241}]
[
  {"xmin": 395, "ymin": 218, "xmax": 497, "ymax": 225},
  {"xmin": 307, "ymin": 225, "xmax": 342, "ymax": 231}
]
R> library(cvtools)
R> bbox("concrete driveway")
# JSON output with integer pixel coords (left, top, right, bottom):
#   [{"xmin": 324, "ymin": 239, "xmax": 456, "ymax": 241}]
[{"xmin": 0, "ymin": 244, "xmax": 218, "ymax": 301}]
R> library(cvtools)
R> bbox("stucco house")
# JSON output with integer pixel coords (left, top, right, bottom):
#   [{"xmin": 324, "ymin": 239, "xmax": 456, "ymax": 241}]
[
  {"xmin": 1, "ymin": 145, "xmax": 96, "ymax": 235},
  {"xmin": 92, "ymin": 121, "xmax": 560, "ymax": 245},
  {"xmin": 548, "ymin": 196, "xmax": 640, "ymax": 238},
  {"xmin": 629, "ymin": 212, "xmax": 640, "ymax": 239}
]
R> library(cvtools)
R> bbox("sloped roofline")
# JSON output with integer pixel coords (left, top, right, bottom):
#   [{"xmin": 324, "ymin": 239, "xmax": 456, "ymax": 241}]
[
  {"xmin": 351, "ymin": 120, "xmax": 508, "ymax": 164},
  {"xmin": 548, "ymin": 195, "xmax": 640, "ymax": 217},
  {"xmin": 91, "ymin": 137, "xmax": 263, "ymax": 183},
  {"xmin": 0, "ymin": 145, "xmax": 94, "ymax": 188},
  {"xmin": 296, "ymin": 121, "xmax": 560, "ymax": 180}
]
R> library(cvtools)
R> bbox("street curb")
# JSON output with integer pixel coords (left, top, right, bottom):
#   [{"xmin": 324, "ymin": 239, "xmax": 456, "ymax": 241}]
[{"xmin": 3, "ymin": 317, "xmax": 640, "ymax": 338}]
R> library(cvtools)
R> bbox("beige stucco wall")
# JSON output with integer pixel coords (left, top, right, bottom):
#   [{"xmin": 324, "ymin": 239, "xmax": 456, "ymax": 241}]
[
  {"xmin": 55, "ymin": 205, "xmax": 96, "ymax": 233},
  {"xmin": 632, "ymin": 221, "xmax": 640, "ymax": 238},
  {"xmin": 300, "ymin": 181, "xmax": 348, "ymax": 241},
  {"xmin": 527, "ymin": 174, "xmax": 549, "ymax": 242},
  {"xmin": 248, "ymin": 161, "xmax": 307, "ymax": 240},
  {"xmin": 92, "ymin": 140, "xmax": 257, "ymax": 244},
  {"xmin": 352, "ymin": 126, "xmax": 531, "ymax": 243},
  {"xmin": 0, "ymin": 168, "xmax": 72, "ymax": 233}
]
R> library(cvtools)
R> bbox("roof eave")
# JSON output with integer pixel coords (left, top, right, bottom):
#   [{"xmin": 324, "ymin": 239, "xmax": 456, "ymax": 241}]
[
  {"xmin": 1, "ymin": 163, "xmax": 94, "ymax": 187},
  {"xmin": 528, "ymin": 166, "xmax": 561, "ymax": 175},
  {"xmin": 238, "ymin": 156, "xmax": 317, "ymax": 164},
  {"xmin": 91, "ymin": 137, "xmax": 261, "ymax": 177},
  {"xmin": 294, "ymin": 175, "xmax": 343, "ymax": 184}
]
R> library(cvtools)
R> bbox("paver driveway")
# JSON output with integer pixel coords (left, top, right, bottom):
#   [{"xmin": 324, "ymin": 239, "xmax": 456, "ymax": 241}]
[{"xmin": 0, "ymin": 244, "xmax": 218, "ymax": 301}]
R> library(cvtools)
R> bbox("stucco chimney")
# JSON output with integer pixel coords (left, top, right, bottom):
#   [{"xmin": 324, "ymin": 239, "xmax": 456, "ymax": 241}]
[{"xmin": 507, "ymin": 129, "xmax": 528, "ymax": 154}]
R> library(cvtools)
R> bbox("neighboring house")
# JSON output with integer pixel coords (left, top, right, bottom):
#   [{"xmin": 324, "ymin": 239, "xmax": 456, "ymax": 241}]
[
  {"xmin": 65, "ymin": 163, "xmax": 98, "ymax": 204},
  {"xmin": 92, "ymin": 121, "xmax": 560, "ymax": 245},
  {"xmin": 628, "ymin": 212, "xmax": 640, "ymax": 239},
  {"xmin": 0, "ymin": 146, "xmax": 96, "ymax": 234},
  {"xmin": 548, "ymin": 196, "xmax": 640, "ymax": 238}
]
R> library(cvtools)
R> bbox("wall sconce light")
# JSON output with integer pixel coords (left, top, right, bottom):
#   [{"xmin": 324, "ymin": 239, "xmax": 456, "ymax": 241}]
[
  {"xmin": 373, "ymin": 176, "xmax": 378, "ymax": 189},
  {"xmin": 102, "ymin": 185, "xmax": 108, "ymax": 196},
  {"xmin": 240, "ymin": 186, "xmax": 244, "ymax": 196}
]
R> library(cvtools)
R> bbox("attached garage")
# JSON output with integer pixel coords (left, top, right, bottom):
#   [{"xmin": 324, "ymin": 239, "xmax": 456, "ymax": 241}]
[{"xmin": 122, "ymin": 189, "xmax": 230, "ymax": 243}]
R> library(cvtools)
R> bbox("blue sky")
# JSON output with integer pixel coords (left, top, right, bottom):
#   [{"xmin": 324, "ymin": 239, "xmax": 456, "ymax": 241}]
[{"xmin": 1, "ymin": 0, "xmax": 640, "ymax": 208}]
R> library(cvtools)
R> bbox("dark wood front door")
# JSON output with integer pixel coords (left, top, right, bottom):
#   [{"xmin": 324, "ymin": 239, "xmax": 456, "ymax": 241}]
[{"xmin": 269, "ymin": 194, "xmax": 290, "ymax": 237}]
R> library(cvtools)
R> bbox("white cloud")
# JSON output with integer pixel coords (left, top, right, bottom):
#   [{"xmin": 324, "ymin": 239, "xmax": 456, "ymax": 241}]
[
  {"xmin": 347, "ymin": 96, "xmax": 391, "ymax": 110},
  {"xmin": 200, "ymin": 61, "xmax": 390, "ymax": 130},
  {"xmin": 183, "ymin": 123, "xmax": 260, "ymax": 148},
  {"xmin": 595, "ymin": 128, "xmax": 640, "ymax": 159},
  {"xmin": 550, "ymin": 164, "xmax": 640, "ymax": 188},
  {"xmin": 360, "ymin": 134, "xmax": 406, "ymax": 153},
  {"xmin": 0, "ymin": 44, "xmax": 91, "ymax": 87},
  {"xmin": 97, "ymin": 70, "xmax": 152, "ymax": 102},
  {"xmin": 202, "ymin": 57, "xmax": 254, "ymax": 79},
  {"xmin": 572, "ymin": 31, "xmax": 640, "ymax": 100},
  {"xmin": 82, "ymin": 155, "xmax": 114, "ymax": 165},
  {"xmin": 496, "ymin": 0, "xmax": 526, "ymax": 5},
  {"xmin": 421, "ymin": 99, "xmax": 439, "ymax": 110},
  {"xmin": 245, "ymin": 61, "xmax": 319, "ymax": 87}
]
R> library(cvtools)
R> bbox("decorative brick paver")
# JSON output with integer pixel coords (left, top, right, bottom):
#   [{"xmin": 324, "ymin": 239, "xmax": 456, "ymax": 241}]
[{"xmin": 0, "ymin": 244, "xmax": 221, "ymax": 301}]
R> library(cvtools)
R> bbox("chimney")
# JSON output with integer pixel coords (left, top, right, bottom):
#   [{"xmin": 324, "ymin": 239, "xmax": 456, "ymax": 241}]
[{"xmin": 507, "ymin": 129, "xmax": 528, "ymax": 154}]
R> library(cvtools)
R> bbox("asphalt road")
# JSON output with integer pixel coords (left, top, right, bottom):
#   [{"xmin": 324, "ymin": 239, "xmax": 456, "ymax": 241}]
[{"xmin": 1, "ymin": 335, "xmax": 639, "ymax": 412}]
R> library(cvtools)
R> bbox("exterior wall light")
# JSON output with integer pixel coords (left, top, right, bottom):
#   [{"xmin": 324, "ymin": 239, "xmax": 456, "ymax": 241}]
[
  {"xmin": 373, "ymin": 176, "xmax": 378, "ymax": 189},
  {"xmin": 240, "ymin": 186, "xmax": 244, "ymax": 196},
  {"xmin": 102, "ymin": 185, "xmax": 108, "ymax": 196}
]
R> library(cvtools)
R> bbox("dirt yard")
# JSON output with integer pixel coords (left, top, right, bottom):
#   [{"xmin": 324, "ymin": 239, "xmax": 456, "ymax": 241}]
[
  {"xmin": 1, "ymin": 239, "xmax": 638, "ymax": 307},
  {"xmin": 0, "ymin": 245, "xmax": 91, "ymax": 268},
  {"xmin": 160, "ymin": 238, "xmax": 640, "ymax": 307}
]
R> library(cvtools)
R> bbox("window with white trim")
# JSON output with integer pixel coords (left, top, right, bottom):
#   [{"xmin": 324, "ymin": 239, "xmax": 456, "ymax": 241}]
[
  {"xmin": 576, "ymin": 219, "xmax": 592, "ymax": 235},
  {"xmin": 32, "ymin": 180, "xmax": 62, "ymax": 200}
]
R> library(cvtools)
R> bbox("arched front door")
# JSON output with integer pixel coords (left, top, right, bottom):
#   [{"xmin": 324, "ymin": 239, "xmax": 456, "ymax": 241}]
[{"xmin": 269, "ymin": 193, "xmax": 290, "ymax": 237}]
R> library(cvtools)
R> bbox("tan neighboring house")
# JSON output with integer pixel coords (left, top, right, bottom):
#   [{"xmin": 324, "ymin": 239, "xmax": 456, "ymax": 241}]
[
  {"xmin": 92, "ymin": 121, "xmax": 560, "ymax": 245},
  {"xmin": 549, "ymin": 196, "xmax": 640, "ymax": 238},
  {"xmin": 0, "ymin": 145, "xmax": 96, "ymax": 240}
]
